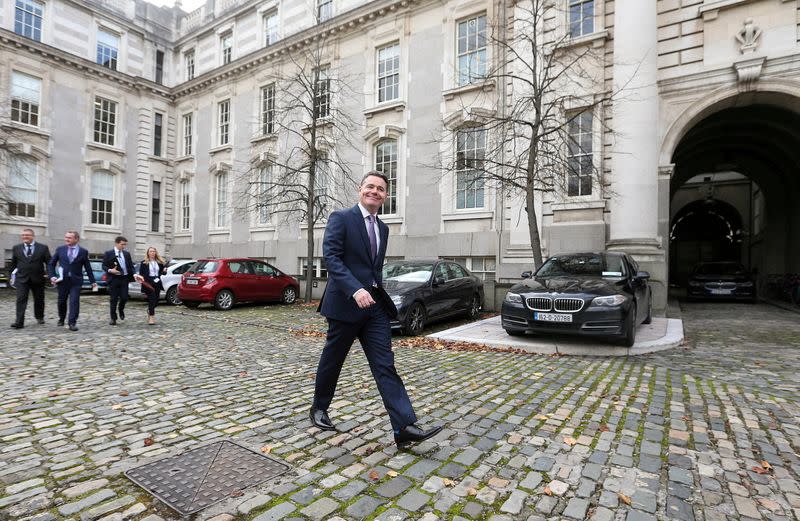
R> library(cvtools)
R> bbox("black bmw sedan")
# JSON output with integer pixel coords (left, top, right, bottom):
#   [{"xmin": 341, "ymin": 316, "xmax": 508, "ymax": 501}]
[
  {"xmin": 501, "ymin": 252, "xmax": 652, "ymax": 347},
  {"xmin": 382, "ymin": 260, "xmax": 484, "ymax": 335},
  {"xmin": 687, "ymin": 262, "xmax": 756, "ymax": 301}
]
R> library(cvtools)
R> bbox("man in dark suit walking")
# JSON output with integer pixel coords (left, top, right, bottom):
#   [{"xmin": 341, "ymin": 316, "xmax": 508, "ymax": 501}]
[
  {"xmin": 49, "ymin": 231, "xmax": 97, "ymax": 331},
  {"xmin": 311, "ymin": 171, "xmax": 442, "ymax": 448},
  {"xmin": 102, "ymin": 236, "xmax": 134, "ymax": 325},
  {"xmin": 10, "ymin": 228, "xmax": 51, "ymax": 328}
]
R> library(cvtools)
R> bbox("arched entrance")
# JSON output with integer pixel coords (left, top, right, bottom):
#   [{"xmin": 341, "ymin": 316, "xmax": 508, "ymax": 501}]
[{"xmin": 667, "ymin": 97, "xmax": 800, "ymax": 290}]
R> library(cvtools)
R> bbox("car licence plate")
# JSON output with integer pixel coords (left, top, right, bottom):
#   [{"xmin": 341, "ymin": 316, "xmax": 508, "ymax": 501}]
[
  {"xmin": 709, "ymin": 289, "xmax": 731, "ymax": 295},
  {"xmin": 534, "ymin": 312, "xmax": 572, "ymax": 323},
  {"xmin": 186, "ymin": 279, "xmax": 199, "ymax": 285}
]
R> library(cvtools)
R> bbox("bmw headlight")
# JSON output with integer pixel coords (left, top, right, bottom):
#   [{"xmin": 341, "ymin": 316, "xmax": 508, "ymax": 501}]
[
  {"xmin": 391, "ymin": 295, "xmax": 404, "ymax": 306},
  {"xmin": 740, "ymin": 281, "xmax": 753, "ymax": 287},
  {"xmin": 505, "ymin": 292, "xmax": 523, "ymax": 304},
  {"xmin": 590, "ymin": 294, "xmax": 627, "ymax": 307},
  {"xmin": 688, "ymin": 280, "xmax": 703, "ymax": 287}
]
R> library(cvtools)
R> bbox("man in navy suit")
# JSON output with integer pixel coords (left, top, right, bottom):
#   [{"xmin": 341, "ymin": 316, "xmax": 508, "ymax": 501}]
[
  {"xmin": 311, "ymin": 172, "xmax": 442, "ymax": 448},
  {"xmin": 49, "ymin": 230, "xmax": 97, "ymax": 331},
  {"xmin": 10, "ymin": 228, "xmax": 51, "ymax": 328},
  {"xmin": 102, "ymin": 236, "xmax": 134, "ymax": 325}
]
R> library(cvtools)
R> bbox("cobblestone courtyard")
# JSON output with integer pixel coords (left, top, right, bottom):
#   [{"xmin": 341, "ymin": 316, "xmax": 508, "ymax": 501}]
[{"xmin": 1, "ymin": 292, "xmax": 799, "ymax": 521}]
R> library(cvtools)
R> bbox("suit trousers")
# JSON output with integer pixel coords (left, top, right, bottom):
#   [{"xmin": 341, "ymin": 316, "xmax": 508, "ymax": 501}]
[
  {"xmin": 313, "ymin": 303, "xmax": 417, "ymax": 431},
  {"xmin": 144, "ymin": 288, "xmax": 160, "ymax": 316},
  {"xmin": 108, "ymin": 278, "xmax": 129, "ymax": 320},
  {"xmin": 57, "ymin": 278, "xmax": 82, "ymax": 326},
  {"xmin": 15, "ymin": 280, "xmax": 45, "ymax": 325}
]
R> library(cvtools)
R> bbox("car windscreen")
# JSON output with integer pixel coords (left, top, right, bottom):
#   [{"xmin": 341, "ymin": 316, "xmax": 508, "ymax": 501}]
[
  {"xmin": 191, "ymin": 261, "xmax": 219, "ymax": 274},
  {"xmin": 694, "ymin": 263, "xmax": 746, "ymax": 275},
  {"xmin": 90, "ymin": 260, "xmax": 103, "ymax": 270},
  {"xmin": 383, "ymin": 263, "xmax": 434, "ymax": 282},
  {"xmin": 536, "ymin": 254, "xmax": 626, "ymax": 277}
]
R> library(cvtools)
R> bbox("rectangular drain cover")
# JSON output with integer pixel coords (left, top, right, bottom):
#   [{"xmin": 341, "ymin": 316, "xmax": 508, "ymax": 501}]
[{"xmin": 125, "ymin": 440, "xmax": 290, "ymax": 516}]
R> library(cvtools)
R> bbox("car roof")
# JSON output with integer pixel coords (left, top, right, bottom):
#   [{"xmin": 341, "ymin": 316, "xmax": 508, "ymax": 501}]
[{"xmin": 549, "ymin": 251, "xmax": 624, "ymax": 257}]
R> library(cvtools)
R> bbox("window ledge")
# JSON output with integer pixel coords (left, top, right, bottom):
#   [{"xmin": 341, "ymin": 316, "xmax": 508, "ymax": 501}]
[
  {"xmin": 443, "ymin": 80, "xmax": 495, "ymax": 101},
  {"xmin": 84, "ymin": 225, "xmax": 122, "ymax": 234},
  {"xmin": 551, "ymin": 200, "xmax": 605, "ymax": 211},
  {"xmin": 87, "ymin": 142, "xmax": 125, "ymax": 155},
  {"xmin": 442, "ymin": 210, "xmax": 493, "ymax": 221},
  {"xmin": 364, "ymin": 101, "xmax": 406, "ymax": 119},
  {"xmin": 378, "ymin": 215, "xmax": 403, "ymax": 224},
  {"xmin": 302, "ymin": 117, "xmax": 334, "ymax": 132},
  {"xmin": 557, "ymin": 30, "xmax": 609, "ymax": 51},
  {"xmin": 250, "ymin": 133, "xmax": 278, "ymax": 144},
  {"xmin": 208, "ymin": 229, "xmax": 230, "ymax": 236},
  {"xmin": 0, "ymin": 217, "xmax": 47, "ymax": 226},
  {"xmin": 175, "ymin": 155, "xmax": 195, "ymax": 163},
  {"xmin": 250, "ymin": 224, "xmax": 277, "ymax": 232},
  {"xmin": 148, "ymin": 155, "xmax": 169, "ymax": 164},
  {"xmin": 209, "ymin": 144, "xmax": 233, "ymax": 155},
  {"xmin": 174, "ymin": 232, "xmax": 192, "ymax": 237},
  {"xmin": 2, "ymin": 123, "xmax": 51, "ymax": 139}
]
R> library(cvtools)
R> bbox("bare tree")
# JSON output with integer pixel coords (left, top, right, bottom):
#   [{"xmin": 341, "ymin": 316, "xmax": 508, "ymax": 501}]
[
  {"xmin": 0, "ymin": 99, "xmax": 42, "ymax": 221},
  {"xmin": 431, "ymin": 0, "xmax": 612, "ymax": 267},
  {"xmin": 236, "ymin": 32, "xmax": 364, "ymax": 302}
]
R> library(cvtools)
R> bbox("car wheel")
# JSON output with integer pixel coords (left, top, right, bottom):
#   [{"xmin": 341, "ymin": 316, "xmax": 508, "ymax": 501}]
[
  {"xmin": 183, "ymin": 301, "xmax": 200, "ymax": 309},
  {"xmin": 214, "ymin": 289, "xmax": 235, "ymax": 311},
  {"xmin": 619, "ymin": 306, "xmax": 636, "ymax": 347},
  {"xmin": 281, "ymin": 286, "xmax": 297, "ymax": 304},
  {"xmin": 466, "ymin": 294, "xmax": 481, "ymax": 320},
  {"xmin": 504, "ymin": 328, "xmax": 524, "ymax": 336},
  {"xmin": 403, "ymin": 302, "xmax": 426, "ymax": 336},
  {"xmin": 166, "ymin": 286, "xmax": 181, "ymax": 306},
  {"xmin": 643, "ymin": 298, "xmax": 652, "ymax": 324}
]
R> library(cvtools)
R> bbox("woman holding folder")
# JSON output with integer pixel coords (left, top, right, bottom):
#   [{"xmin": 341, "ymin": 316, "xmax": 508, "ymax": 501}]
[{"xmin": 135, "ymin": 247, "xmax": 167, "ymax": 325}]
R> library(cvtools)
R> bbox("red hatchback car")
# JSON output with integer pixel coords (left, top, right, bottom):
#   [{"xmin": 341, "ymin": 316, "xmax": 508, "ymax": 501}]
[{"xmin": 178, "ymin": 258, "xmax": 300, "ymax": 310}]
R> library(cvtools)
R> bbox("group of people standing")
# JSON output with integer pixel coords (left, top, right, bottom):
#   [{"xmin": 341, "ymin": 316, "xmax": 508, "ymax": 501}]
[{"xmin": 9, "ymin": 229, "xmax": 167, "ymax": 331}]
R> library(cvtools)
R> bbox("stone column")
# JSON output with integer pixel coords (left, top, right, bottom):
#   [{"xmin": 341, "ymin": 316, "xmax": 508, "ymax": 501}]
[{"xmin": 609, "ymin": 0, "xmax": 660, "ymax": 249}]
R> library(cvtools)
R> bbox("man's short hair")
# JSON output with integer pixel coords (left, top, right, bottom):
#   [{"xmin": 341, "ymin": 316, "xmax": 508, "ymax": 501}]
[
  {"xmin": 66, "ymin": 230, "xmax": 80, "ymax": 240},
  {"xmin": 21, "ymin": 228, "xmax": 34, "ymax": 235},
  {"xmin": 115, "ymin": 236, "xmax": 128, "ymax": 244},
  {"xmin": 361, "ymin": 171, "xmax": 389, "ymax": 190}
]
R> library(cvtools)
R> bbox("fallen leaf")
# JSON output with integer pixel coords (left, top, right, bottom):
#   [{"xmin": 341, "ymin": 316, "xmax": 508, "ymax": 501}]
[
  {"xmin": 119, "ymin": 390, "xmax": 129, "ymax": 397},
  {"xmin": 751, "ymin": 466, "xmax": 770, "ymax": 475},
  {"xmin": 760, "ymin": 460, "xmax": 772, "ymax": 470},
  {"xmin": 563, "ymin": 436, "xmax": 577, "ymax": 446},
  {"xmin": 467, "ymin": 487, "xmax": 478, "ymax": 496},
  {"xmin": 599, "ymin": 424, "xmax": 610, "ymax": 432},
  {"xmin": 618, "ymin": 492, "xmax": 631, "ymax": 505},
  {"xmin": 111, "ymin": 404, "xmax": 123, "ymax": 410},
  {"xmin": 368, "ymin": 470, "xmax": 380, "ymax": 481},
  {"xmin": 238, "ymin": 371, "xmax": 248, "ymax": 377},
  {"xmin": 543, "ymin": 486, "xmax": 553, "ymax": 496},
  {"xmin": 229, "ymin": 489, "xmax": 244, "ymax": 497},
  {"xmin": 386, "ymin": 470, "xmax": 398, "ymax": 477},
  {"xmin": 442, "ymin": 478, "xmax": 456, "ymax": 487},
  {"xmin": 260, "ymin": 445, "xmax": 272, "ymax": 454},
  {"xmin": 535, "ymin": 414, "xmax": 549, "ymax": 421},
  {"xmin": 143, "ymin": 438, "xmax": 154, "ymax": 447}
]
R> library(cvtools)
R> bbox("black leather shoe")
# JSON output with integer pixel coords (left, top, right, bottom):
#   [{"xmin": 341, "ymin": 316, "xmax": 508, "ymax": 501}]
[
  {"xmin": 37, "ymin": 319, "xmax": 45, "ymax": 325},
  {"xmin": 68, "ymin": 324, "xmax": 78, "ymax": 331},
  {"xmin": 10, "ymin": 323, "xmax": 23, "ymax": 329},
  {"xmin": 57, "ymin": 320, "xmax": 65, "ymax": 327},
  {"xmin": 119, "ymin": 309, "xmax": 125, "ymax": 320},
  {"xmin": 309, "ymin": 407, "xmax": 336, "ymax": 431},
  {"xmin": 395, "ymin": 424, "xmax": 443, "ymax": 448},
  {"xmin": 109, "ymin": 320, "xmax": 117, "ymax": 325}
]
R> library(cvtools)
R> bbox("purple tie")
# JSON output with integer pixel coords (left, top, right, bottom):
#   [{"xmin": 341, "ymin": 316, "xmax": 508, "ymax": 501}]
[
  {"xmin": 367, "ymin": 214, "xmax": 377, "ymax": 260},
  {"xmin": 68, "ymin": 247, "xmax": 76, "ymax": 263}
]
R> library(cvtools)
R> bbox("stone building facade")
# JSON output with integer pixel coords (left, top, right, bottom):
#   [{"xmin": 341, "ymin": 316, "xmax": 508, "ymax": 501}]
[{"xmin": 1, "ymin": 0, "xmax": 799, "ymax": 312}]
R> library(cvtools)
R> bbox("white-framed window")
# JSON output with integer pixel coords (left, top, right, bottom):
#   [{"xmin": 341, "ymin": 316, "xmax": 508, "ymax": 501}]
[
  {"xmin": 96, "ymin": 29, "xmax": 119, "ymax": 70},
  {"xmin": 569, "ymin": 0, "xmax": 594, "ymax": 38},
  {"xmin": 155, "ymin": 49, "xmax": 164, "ymax": 84},
  {"xmin": 151, "ymin": 180, "xmax": 161, "ymax": 232},
  {"xmin": 264, "ymin": 10, "xmax": 279, "ymax": 45},
  {"xmin": 313, "ymin": 153, "xmax": 329, "ymax": 217},
  {"xmin": 214, "ymin": 171, "xmax": 229, "ymax": 228},
  {"xmin": 220, "ymin": 32, "xmax": 232, "ymax": 65},
  {"xmin": 179, "ymin": 179, "xmax": 191, "ymax": 231},
  {"xmin": 93, "ymin": 96, "xmax": 117, "ymax": 146},
  {"xmin": 314, "ymin": 66, "xmax": 330, "ymax": 119},
  {"xmin": 182, "ymin": 113, "xmax": 193, "ymax": 156},
  {"xmin": 377, "ymin": 42, "xmax": 400, "ymax": 103},
  {"xmin": 7, "ymin": 156, "xmax": 37, "ymax": 218},
  {"xmin": 456, "ymin": 14, "xmax": 487, "ymax": 86},
  {"xmin": 256, "ymin": 163, "xmax": 272, "ymax": 225},
  {"xmin": 10, "ymin": 71, "xmax": 41, "ymax": 127},
  {"xmin": 317, "ymin": 0, "xmax": 332, "ymax": 22},
  {"xmin": 444, "ymin": 256, "xmax": 496, "ymax": 281},
  {"xmin": 15, "ymin": 0, "xmax": 43, "ymax": 42},
  {"xmin": 298, "ymin": 257, "xmax": 327, "ymax": 279},
  {"xmin": 567, "ymin": 110, "xmax": 593, "ymax": 196},
  {"xmin": 455, "ymin": 127, "xmax": 485, "ymax": 209},
  {"xmin": 375, "ymin": 140, "xmax": 397, "ymax": 215},
  {"xmin": 185, "ymin": 50, "xmax": 195, "ymax": 80},
  {"xmin": 218, "ymin": 99, "xmax": 230, "ymax": 146},
  {"xmin": 261, "ymin": 84, "xmax": 275, "ymax": 135},
  {"xmin": 90, "ymin": 170, "xmax": 114, "ymax": 225},
  {"xmin": 153, "ymin": 112, "xmax": 163, "ymax": 156}
]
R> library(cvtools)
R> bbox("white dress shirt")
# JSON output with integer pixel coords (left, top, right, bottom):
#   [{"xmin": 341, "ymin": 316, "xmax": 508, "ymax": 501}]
[{"xmin": 358, "ymin": 202, "xmax": 380, "ymax": 253}]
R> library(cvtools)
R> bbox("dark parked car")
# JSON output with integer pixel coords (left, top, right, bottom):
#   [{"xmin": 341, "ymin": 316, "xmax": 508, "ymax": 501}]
[
  {"xmin": 382, "ymin": 259, "xmax": 484, "ymax": 335},
  {"xmin": 82, "ymin": 260, "xmax": 108, "ymax": 292},
  {"xmin": 687, "ymin": 261, "xmax": 756, "ymax": 301},
  {"xmin": 501, "ymin": 252, "xmax": 652, "ymax": 347},
  {"xmin": 178, "ymin": 258, "xmax": 299, "ymax": 310}
]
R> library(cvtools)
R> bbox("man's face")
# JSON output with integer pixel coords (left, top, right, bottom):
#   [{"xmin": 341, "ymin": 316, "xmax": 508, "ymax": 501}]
[
  {"xmin": 116, "ymin": 241, "xmax": 127, "ymax": 251},
  {"xmin": 64, "ymin": 233, "xmax": 78, "ymax": 246},
  {"xmin": 20, "ymin": 230, "xmax": 34, "ymax": 244},
  {"xmin": 359, "ymin": 175, "xmax": 388, "ymax": 213}
]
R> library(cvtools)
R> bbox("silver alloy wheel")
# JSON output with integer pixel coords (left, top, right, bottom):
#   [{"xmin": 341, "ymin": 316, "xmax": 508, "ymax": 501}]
[
  {"xmin": 166, "ymin": 285, "xmax": 181, "ymax": 305},
  {"xmin": 468, "ymin": 295, "xmax": 481, "ymax": 319},
  {"xmin": 282, "ymin": 287, "xmax": 297, "ymax": 304},
  {"xmin": 405, "ymin": 303, "xmax": 425, "ymax": 335},
  {"xmin": 215, "ymin": 290, "xmax": 234, "ymax": 310}
]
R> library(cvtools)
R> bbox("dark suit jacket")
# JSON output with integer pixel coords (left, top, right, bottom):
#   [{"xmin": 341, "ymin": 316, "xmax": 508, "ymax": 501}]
[
  {"xmin": 138, "ymin": 260, "xmax": 166, "ymax": 292},
  {"xmin": 318, "ymin": 204, "xmax": 396, "ymax": 322},
  {"xmin": 102, "ymin": 249, "xmax": 135, "ymax": 283},
  {"xmin": 49, "ymin": 245, "xmax": 96, "ymax": 284},
  {"xmin": 10, "ymin": 242, "xmax": 51, "ymax": 284}
]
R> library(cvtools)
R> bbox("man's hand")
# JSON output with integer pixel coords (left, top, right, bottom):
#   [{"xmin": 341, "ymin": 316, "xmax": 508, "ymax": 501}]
[
  {"xmin": 50, "ymin": 277, "xmax": 58, "ymax": 285},
  {"xmin": 92, "ymin": 283, "xmax": 98, "ymax": 292},
  {"xmin": 353, "ymin": 288, "xmax": 376, "ymax": 309},
  {"xmin": 134, "ymin": 274, "xmax": 144, "ymax": 283},
  {"xmin": 108, "ymin": 268, "xmax": 121, "ymax": 275}
]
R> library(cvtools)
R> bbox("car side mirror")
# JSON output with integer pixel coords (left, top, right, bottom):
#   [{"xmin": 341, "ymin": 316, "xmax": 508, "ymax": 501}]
[
  {"xmin": 432, "ymin": 276, "xmax": 445, "ymax": 287},
  {"xmin": 635, "ymin": 271, "xmax": 650, "ymax": 280},
  {"xmin": 521, "ymin": 271, "xmax": 533, "ymax": 279}
]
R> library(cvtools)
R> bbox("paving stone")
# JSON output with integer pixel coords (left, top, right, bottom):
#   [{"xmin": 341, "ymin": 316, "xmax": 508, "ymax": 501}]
[
  {"xmin": 346, "ymin": 496, "xmax": 385, "ymax": 519},
  {"xmin": 300, "ymin": 498, "xmax": 339, "ymax": 520},
  {"xmin": 732, "ymin": 496, "xmax": 761, "ymax": 519},
  {"xmin": 237, "ymin": 494, "xmax": 272, "ymax": 515},
  {"xmin": 563, "ymin": 498, "xmax": 589, "ymax": 519},
  {"xmin": 252, "ymin": 502, "xmax": 297, "ymax": 521},
  {"xmin": 590, "ymin": 506, "xmax": 614, "ymax": 521},
  {"xmin": 499, "ymin": 490, "xmax": 527, "ymax": 514},
  {"xmin": 396, "ymin": 489, "xmax": 430, "ymax": 511},
  {"xmin": 519, "ymin": 471, "xmax": 543, "ymax": 490},
  {"xmin": 58, "ymin": 490, "xmax": 116, "ymax": 516},
  {"xmin": 375, "ymin": 476, "xmax": 412, "ymax": 498},
  {"xmin": 62, "ymin": 479, "xmax": 110, "ymax": 499},
  {"xmin": 81, "ymin": 495, "xmax": 136, "ymax": 520},
  {"xmin": 625, "ymin": 511, "xmax": 656, "ymax": 521},
  {"xmin": 5, "ymin": 478, "xmax": 45, "ymax": 495},
  {"xmin": 374, "ymin": 508, "xmax": 408, "ymax": 521},
  {"xmin": 668, "ymin": 467, "xmax": 694, "ymax": 486}
]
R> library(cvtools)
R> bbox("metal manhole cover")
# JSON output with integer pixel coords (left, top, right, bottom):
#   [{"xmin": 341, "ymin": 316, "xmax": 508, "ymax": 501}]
[{"xmin": 125, "ymin": 440, "xmax": 290, "ymax": 516}]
